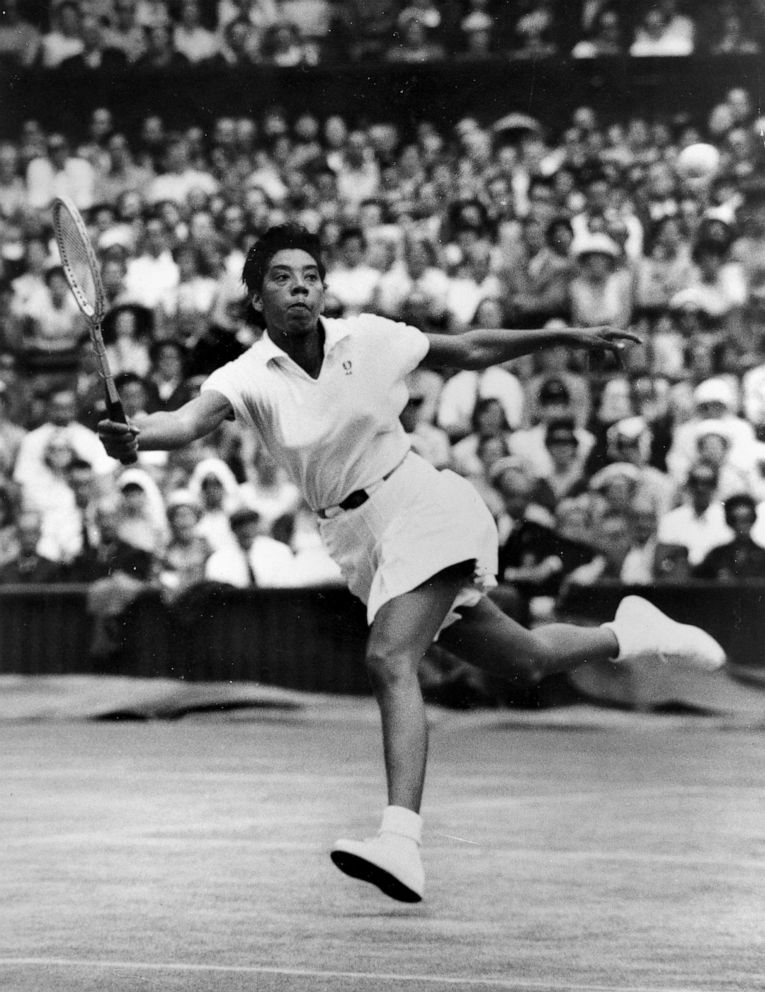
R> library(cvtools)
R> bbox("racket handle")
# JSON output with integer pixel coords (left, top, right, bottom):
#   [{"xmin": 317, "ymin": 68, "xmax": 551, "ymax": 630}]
[{"xmin": 105, "ymin": 397, "xmax": 138, "ymax": 465}]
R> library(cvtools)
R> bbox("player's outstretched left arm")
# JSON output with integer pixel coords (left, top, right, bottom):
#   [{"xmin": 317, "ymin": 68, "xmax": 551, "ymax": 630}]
[{"xmin": 421, "ymin": 325, "xmax": 641, "ymax": 371}]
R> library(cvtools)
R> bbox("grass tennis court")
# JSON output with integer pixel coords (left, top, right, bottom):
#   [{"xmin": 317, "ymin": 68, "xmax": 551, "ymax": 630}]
[{"xmin": 2, "ymin": 703, "xmax": 763, "ymax": 992}]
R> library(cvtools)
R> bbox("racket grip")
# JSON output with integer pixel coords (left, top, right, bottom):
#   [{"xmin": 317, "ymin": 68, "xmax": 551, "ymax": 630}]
[{"xmin": 105, "ymin": 397, "xmax": 138, "ymax": 465}]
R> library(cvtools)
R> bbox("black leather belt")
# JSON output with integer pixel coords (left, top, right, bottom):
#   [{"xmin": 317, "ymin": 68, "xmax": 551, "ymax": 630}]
[{"xmin": 318, "ymin": 462, "xmax": 403, "ymax": 519}]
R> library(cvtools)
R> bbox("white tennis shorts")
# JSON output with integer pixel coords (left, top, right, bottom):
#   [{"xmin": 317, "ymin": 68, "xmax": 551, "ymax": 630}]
[{"xmin": 318, "ymin": 451, "xmax": 498, "ymax": 628}]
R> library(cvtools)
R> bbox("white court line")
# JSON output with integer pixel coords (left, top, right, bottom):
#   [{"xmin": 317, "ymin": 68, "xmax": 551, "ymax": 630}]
[{"xmin": 0, "ymin": 958, "xmax": 739, "ymax": 992}]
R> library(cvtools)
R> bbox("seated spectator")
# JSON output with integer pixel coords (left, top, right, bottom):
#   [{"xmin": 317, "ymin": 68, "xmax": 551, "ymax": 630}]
[
  {"xmin": 384, "ymin": 12, "xmax": 446, "ymax": 62},
  {"xmin": 215, "ymin": 14, "xmax": 260, "ymax": 64},
  {"xmin": 657, "ymin": 460, "xmax": 733, "ymax": 567},
  {"xmin": 670, "ymin": 237, "xmax": 748, "ymax": 321},
  {"xmin": 666, "ymin": 377, "xmax": 755, "ymax": 486},
  {"xmin": 710, "ymin": 6, "xmax": 760, "ymax": 55},
  {"xmin": 188, "ymin": 457, "xmax": 242, "ymax": 551},
  {"xmin": 458, "ymin": 10, "xmax": 496, "ymax": 59},
  {"xmin": 14, "ymin": 385, "xmax": 115, "ymax": 489},
  {"xmin": 572, "ymin": 5, "xmax": 623, "ymax": 58},
  {"xmin": 334, "ymin": 130, "xmax": 381, "ymax": 212},
  {"xmin": 525, "ymin": 326, "xmax": 592, "ymax": 428},
  {"xmin": 373, "ymin": 236, "xmax": 449, "ymax": 322},
  {"xmin": 145, "ymin": 340, "xmax": 194, "ymax": 413},
  {"xmin": 10, "ymin": 237, "xmax": 51, "ymax": 324},
  {"xmin": 494, "ymin": 464, "xmax": 595, "ymax": 616},
  {"xmin": 635, "ymin": 219, "xmax": 696, "ymax": 314},
  {"xmin": 124, "ymin": 215, "xmax": 180, "ymax": 311},
  {"xmin": 509, "ymin": 377, "xmax": 595, "ymax": 478},
  {"xmin": 102, "ymin": 304, "xmax": 153, "ymax": 379},
  {"xmin": 173, "ymin": 0, "xmax": 219, "ymax": 63},
  {"xmin": 158, "ymin": 243, "xmax": 218, "ymax": 341},
  {"xmin": 603, "ymin": 416, "xmax": 675, "ymax": 517},
  {"xmin": 541, "ymin": 418, "xmax": 590, "ymax": 503},
  {"xmin": 135, "ymin": 21, "xmax": 191, "ymax": 70},
  {"xmin": 630, "ymin": 1, "xmax": 695, "ymax": 56},
  {"xmin": 26, "ymin": 132, "xmax": 96, "ymax": 213},
  {"xmin": 445, "ymin": 241, "xmax": 505, "ymax": 331},
  {"xmin": 324, "ymin": 227, "xmax": 381, "ymax": 317},
  {"xmin": 451, "ymin": 397, "xmax": 514, "ymax": 478},
  {"xmin": 115, "ymin": 467, "xmax": 169, "ymax": 554},
  {"xmin": 60, "ymin": 13, "xmax": 129, "ymax": 71},
  {"xmin": 68, "ymin": 493, "xmax": 155, "ymax": 582},
  {"xmin": 0, "ymin": 0, "xmax": 41, "ymax": 68},
  {"xmin": 94, "ymin": 132, "xmax": 155, "ymax": 207},
  {"xmin": 511, "ymin": 0, "xmax": 558, "ymax": 58},
  {"xmin": 204, "ymin": 506, "xmax": 295, "ymax": 587},
  {"xmin": 146, "ymin": 133, "xmax": 218, "ymax": 208},
  {"xmin": 104, "ymin": 0, "xmax": 148, "ymax": 63},
  {"xmin": 505, "ymin": 217, "xmax": 575, "ymax": 326},
  {"xmin": 20, "ymin": 264, "xmax": 87, "ymax": 359},
  {"xmin": 0, "ymin": 509, "xmax": 62, "ymax": 584},
  {"xmin": 568, "ymin": 233, "xmax": 633, "ymax": 330},
  {"xmin": 0, "ymin": 143, "xmax": 27, "ymax": 221},
  {"xmin": 158, "ymin": 488, "xmax": 212, "ymax": 594},
  {"xmin": 563, "ymin": 509, "xmax": 637, "ymax": 585},
  {"xmin": 436, "ymin": 358, "xmax": 525, "ymax": 442},
  {"xmin": 693, "ymin": 419, "xmax": 764, "ymax": 501},
  {"xmin": 238, "ymin": 439, "xmax": 301, "ymax": 532},
  {"xmin": 39, "ymin": 1, "xmax": 84, "ymax": 69},
  {"xmin": 694, "ymin": 493, "xmax": 765, "ymax": 580},
  {"xmin": 259, "ymin": 20, "xmax": 318, "ymax": 65}
]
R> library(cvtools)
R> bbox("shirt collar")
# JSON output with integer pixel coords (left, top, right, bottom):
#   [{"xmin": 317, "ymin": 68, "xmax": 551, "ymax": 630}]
[{"xmin": 256, "ymin": 317, "xmax": 350, "ymax": 367}]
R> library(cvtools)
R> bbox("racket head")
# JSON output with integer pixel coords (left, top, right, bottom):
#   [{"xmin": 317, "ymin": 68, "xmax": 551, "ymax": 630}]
[{"xmin": 51, "ymin": 195, "xmax": 105, "ymax": 323}]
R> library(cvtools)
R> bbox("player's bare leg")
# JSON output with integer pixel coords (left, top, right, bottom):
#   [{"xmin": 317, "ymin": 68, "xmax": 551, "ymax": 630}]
[
  {"xmin": 439, "ymin": 593, "xmax": 726, "ymax": 682},
  {"xmin": 331, "ymin": 562, "xmax": 472, "ymax": 903}
]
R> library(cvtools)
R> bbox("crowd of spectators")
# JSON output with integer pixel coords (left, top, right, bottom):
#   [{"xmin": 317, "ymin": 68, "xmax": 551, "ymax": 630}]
[
  {"xmin": 2, "ymin": 78, "xmax": 765, "ymax": 654},
  {"xmin": 1, "ymin": 1, "xmax": 765, "ymax": 70}
]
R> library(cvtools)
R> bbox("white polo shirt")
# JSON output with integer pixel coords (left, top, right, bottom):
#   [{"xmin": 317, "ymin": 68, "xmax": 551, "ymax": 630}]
[{"xmin": 202, "ymin": 314, "xmax": 430, "ymax": 511}]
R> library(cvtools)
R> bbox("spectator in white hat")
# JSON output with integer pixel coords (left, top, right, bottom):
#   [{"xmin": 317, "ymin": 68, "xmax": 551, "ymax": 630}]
[
  {"xmin": 568, "ymin": 233, "xmax": 633, "ymax": 329},
  {"xmin": 666, "ymin": 377, "xmax": 755, "ymax": 485}
]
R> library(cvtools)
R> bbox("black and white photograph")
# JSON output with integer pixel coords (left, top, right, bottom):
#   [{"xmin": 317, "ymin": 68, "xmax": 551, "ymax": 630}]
[{"xmin": 1, "ymin": 2, "xmax": 763, "ymax": 989}]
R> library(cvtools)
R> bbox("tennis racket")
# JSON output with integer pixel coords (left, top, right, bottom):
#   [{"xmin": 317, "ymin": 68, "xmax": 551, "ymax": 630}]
[{"xmin": 51, "ymin": 195, "xmax": 136, "ymax": 463}]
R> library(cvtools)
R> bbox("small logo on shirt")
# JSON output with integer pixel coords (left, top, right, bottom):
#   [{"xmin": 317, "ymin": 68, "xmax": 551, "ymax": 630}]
[{"xmin": 342, "ymin": 360, "xmax": 353, "ymax": 375}]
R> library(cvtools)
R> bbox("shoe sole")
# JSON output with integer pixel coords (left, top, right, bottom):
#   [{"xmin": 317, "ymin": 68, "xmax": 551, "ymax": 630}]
[{"xmin": 330, "ymin": 850, "xmax": 422, "ymax": 903}]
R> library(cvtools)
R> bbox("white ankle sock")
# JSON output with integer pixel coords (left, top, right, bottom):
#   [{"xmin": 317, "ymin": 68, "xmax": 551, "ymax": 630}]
[
  {"xmin": 380, "ymin": 805, "xmax": 422, "ymax": 845},
  {"xmin": 600, "ymin": 620, "xmax": 629, "ymax": 662}
]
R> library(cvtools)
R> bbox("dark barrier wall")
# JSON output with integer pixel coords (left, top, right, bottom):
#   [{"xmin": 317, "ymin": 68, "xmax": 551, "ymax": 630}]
[
  {"xmin": 0, "ymin": 584, "xmax": 370, "ymax": 693},
  {"xmin": 1, "ymin": 55, "xmax": 761, "ymax": 143},
  {"xmin": 0, "ymin": 583, "xmax": 762, "ymax": 691}
]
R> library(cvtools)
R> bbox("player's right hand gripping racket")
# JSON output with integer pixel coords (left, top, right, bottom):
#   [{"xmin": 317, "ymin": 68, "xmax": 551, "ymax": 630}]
[{"xmin": 52, "ymin": 195, "xmax": 137, "ymax": 464}]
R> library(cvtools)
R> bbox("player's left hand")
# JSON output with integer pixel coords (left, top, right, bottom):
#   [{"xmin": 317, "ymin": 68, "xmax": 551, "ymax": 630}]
[{"xmin": 567, "ymin": 326, "xmax": 643, "ymax": 354}]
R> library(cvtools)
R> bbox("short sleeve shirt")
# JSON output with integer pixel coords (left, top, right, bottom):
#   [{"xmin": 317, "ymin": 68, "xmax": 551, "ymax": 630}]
[{"xmin": 202, "ymin": 314, "xmax": 430, "ymax": 511}]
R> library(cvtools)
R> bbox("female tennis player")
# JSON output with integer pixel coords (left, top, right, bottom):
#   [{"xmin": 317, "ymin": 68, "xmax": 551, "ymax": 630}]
[{"xmin": 98, "ymin": 225, "xmax": 724, "ymax": 904}]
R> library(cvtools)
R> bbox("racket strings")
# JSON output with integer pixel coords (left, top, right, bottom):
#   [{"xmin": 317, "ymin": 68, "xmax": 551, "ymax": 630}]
[{"xmin": 56, "ymin": 207, "xmax": 100, "ymax": 314}]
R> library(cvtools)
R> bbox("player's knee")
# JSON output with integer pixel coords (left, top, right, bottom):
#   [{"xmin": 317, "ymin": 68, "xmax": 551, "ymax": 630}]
[{"xmin": 365, "ymin": 644, "xmax": 419, "ymax": 691}]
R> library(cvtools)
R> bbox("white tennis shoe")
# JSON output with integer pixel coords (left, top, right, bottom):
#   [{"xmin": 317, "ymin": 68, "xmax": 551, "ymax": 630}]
[
  {"xmin": 605, "ymin": 595, "xmax": 726, "ymax": 672},
  {"xmin": 331, "ymin": 832, "xmax": 424, "ymax": 903}
]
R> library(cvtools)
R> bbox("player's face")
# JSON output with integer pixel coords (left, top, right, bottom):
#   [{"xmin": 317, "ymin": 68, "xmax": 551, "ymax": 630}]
[{"xmin": 253, "ymin": 249, "xmax": 324, "ymax": 340}]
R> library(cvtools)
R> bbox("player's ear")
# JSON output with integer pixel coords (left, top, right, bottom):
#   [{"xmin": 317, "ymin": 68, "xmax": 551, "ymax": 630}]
[{"xmin": 251, "ymin": 292, "xmax": 263, "ymax": 313}]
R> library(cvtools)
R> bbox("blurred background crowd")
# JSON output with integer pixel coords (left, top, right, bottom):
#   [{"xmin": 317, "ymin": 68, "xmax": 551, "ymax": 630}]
[
  {"xmin": 3, "ymin": 0, "xmax": 765, "ymax": 67},
  {"xmin": 1, "ymin": 1, "xmax": 765, "ymax": 639}
]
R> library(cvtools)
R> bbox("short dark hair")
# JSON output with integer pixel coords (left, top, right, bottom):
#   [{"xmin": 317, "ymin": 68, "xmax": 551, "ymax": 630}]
[
  {"xmin": 242, "ymin": 224, "xmax": 325, "ymax": 295},
  {"xmin": 724, "ymin": 493, "xmax": 757, "ymax": 526},
  {"xmin": 229, "ymin": 507, "xmax": 260, "ymax": 531}
]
